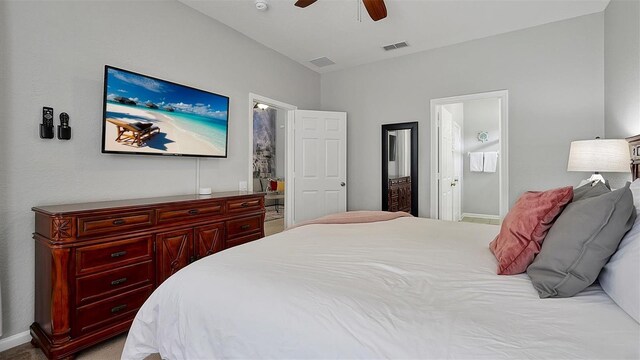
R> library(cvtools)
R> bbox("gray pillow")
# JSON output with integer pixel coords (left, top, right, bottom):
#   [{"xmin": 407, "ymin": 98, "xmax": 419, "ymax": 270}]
[
  {"xmin": 527, "ymin": 182, "xmax": 637, "ymax": 298},
  {"xmin": 573, "ymin": 181, "xmax": 610, "ymax": 202}
]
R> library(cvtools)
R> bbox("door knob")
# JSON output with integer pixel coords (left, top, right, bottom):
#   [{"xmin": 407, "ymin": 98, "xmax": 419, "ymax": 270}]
[
  {"xmin": 340, "ymin": 182, "xmax": 346, "ymax": 187},
  {"xmin": 451, "ymin": 182, "xmax": 457, "ymax": 187}
]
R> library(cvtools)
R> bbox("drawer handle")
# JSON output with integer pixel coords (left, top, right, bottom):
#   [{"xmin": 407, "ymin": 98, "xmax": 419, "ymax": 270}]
[
  {"xmin": 111, "ymin": 304, "xmax": 127, "ymax": 314},
  {"xmin": 240, "ymin": 224, "xmax": 251, "ymax": 230},
  {"xmin": 110, "ymin": 277, "xmax": 128, "ymax": 286},
  {"xmin": 112, "ymin": 219, "xmax": 126, "ymax": 226},
  {"xmin": 110, "ymin": 251, "xmax": 127, "ymax": 258},
  {"xmin": 187, "ymin": 209, "xmax": 199, "ymax": 215},
  {"xmin": 240, "ymin": 202, "xmax": 249, "ymax": 208}
]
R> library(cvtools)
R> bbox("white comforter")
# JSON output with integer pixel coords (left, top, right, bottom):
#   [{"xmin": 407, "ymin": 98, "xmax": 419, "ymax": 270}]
[{"xmin": 123, "ymin": 217, "xmax": 640, "ymax": 359}]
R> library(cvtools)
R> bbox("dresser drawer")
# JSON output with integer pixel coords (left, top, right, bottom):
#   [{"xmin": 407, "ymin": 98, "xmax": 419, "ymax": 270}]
[
  {"xmin": 225, "ymin": 231, "xmax": 262, "ymax": 249},
  {"xmin": 74, "ymin": 285, "xmax": 153, "ymax": 336},
  {"xmin": 76, "ymin": 261, "xmax": 154, "ymax": 305},
  {"xmin": 156, "ymin": 201, "xmax": 224, "ymax": 224},
  {"xmin": 76, "ymin": 235, "xmax": 153, "ymax": 275},
  {"xmin": 227, "ymin": 197, "xmax": 263, "ymax": 214},
  {"xmin": 77, "ymin": 210, "xmax": 154, "ymax": 237},
  {"xmin": 226, "ymin": 215, "xmax": 262, "ymax": 239}
]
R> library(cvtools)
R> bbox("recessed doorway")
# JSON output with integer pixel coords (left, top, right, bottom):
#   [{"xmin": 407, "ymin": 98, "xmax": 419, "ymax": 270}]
[
  {"xmin": 248, "ymin": 94, "xmax": 348, "ymax": 233},
  {"xmin": 248, "ymin": 93, "xmax": 296, "ymax": 235},
  {"xmin": 430, "ymin": 90, "xmax": 509, "ymax": 222}
]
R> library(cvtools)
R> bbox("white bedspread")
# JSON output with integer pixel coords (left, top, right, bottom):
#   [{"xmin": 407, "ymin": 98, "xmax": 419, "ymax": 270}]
[{"xmin": 123, "ymin": 217, "xmax": 640, "ymax": 359}]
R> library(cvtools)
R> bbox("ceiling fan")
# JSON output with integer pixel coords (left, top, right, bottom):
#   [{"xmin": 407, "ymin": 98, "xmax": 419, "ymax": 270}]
[{"xmin": 294, "ymin": 0, "xmax": 387, "ymax": 21}]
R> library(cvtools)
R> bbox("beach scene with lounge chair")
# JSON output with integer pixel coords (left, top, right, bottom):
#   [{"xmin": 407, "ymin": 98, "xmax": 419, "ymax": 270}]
[{"xmin": 103, "ymin": 67, "xmax": 228, "ymax": 156}]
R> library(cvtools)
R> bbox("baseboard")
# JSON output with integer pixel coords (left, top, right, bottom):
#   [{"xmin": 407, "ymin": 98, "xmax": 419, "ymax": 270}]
[
  {"xmin": 0, "ymin": 330, "xmax": 31, "ymax": 352},
  {"xmin": 462, "ymin": 212, "xmax": 501, "ymax": 220}
]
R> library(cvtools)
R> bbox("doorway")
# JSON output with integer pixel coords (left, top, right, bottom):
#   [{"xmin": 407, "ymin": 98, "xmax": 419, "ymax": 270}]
[
  {"xmin": 292, "ymin": 110, "xmax": 348, "ymax": 223},
  {"xmin": 248, "ymin": 95, "xmax": 348, "ymax": 232},
  {"xmin": 430, "ymin": 90, "xmax": 509, "ymax": 223},
  {"xmin": 248, "ymin": 94, "xmax": 296, "ymax": 235}
]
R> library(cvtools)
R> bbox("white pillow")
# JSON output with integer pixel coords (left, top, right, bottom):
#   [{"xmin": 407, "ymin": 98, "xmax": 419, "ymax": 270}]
[
  {"xmin": 630, "ymin": 178, "xmax": 640, "ymax": 210},
  {"xmin": 599, "ymin": 179, "xmax": 640, "ymax": 323}
]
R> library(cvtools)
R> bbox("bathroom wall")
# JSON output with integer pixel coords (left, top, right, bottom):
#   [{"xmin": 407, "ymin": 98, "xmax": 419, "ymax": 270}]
[{"xmin": 462, "ymin": 98, "xmax": 501, "ymax": 216}]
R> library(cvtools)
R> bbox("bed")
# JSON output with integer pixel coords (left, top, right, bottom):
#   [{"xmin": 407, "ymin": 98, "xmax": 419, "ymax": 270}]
[{"xmin": 122, "ymin": 217, "xmax": 640, "ymax": 359}]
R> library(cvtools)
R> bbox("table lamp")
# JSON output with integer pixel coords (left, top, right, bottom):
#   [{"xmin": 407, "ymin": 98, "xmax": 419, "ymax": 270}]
[{"xmin": 567, "ymin": 137, "xmax": 630, "ymax": 187}]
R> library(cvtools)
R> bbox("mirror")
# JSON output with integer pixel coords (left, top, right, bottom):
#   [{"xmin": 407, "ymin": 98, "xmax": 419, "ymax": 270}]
[{"xmin": 382, "ymin": 122, "xmax": 418, "ymax": 216}]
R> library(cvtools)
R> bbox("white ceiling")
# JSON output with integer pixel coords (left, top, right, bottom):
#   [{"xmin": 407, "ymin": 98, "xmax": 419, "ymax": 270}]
[{"xmin": 179, "ymin": 0, "xmax": 609, "ymax": 73}]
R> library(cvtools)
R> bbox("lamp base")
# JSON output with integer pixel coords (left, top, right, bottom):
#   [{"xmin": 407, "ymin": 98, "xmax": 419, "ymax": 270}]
[{"xmin": 577, "ymin": 173, "xmax": 610, "ymax": 189}]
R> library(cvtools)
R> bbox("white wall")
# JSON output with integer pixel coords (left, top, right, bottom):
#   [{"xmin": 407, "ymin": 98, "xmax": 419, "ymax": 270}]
[
  {"xmin": 0, "ymin": 0, "xmax": 320, "ymax": 339},
  {"xmin": 387, "ymin": 130, "xmax": 411, "ymax": 179},
  {"xmin": 462, "ymin": 98, "xmax": 500, "ymax": 216},
  {"xmin": 398, "ymin": 130, "xmax": 411, "ymax": 177},
  {"xmin": 321, "ymin": 14, "xmax": 604, "ymax": 216},
  {"xmin": 604, "ymin": 0, "xmax": 640, "ymax": 139}
]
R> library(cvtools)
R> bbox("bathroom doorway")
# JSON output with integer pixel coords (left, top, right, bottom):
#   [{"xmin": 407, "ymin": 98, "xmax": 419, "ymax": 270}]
[
  {"xmin": 249, "ymin": 94, "xmax": 296, "ymax": 235},
  {"xmin": 430, "ymin": 90, "xmax": 509, "ymax": 223}
]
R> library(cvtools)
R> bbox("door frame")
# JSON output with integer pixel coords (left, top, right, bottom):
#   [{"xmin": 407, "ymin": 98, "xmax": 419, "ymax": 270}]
[
  {"xmin": 451, "ymin": 120, "xmax": 463, "ymax": 221},
  {"xmin": 248, "ymin": 93, "xmax": 297, "ymax": 228},
  {"xmin": 429, "ymin": 90, "xmax": 509, "ymax": 220}
]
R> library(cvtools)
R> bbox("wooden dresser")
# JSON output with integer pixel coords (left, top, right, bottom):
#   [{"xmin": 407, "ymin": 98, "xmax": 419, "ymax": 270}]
[
  {"xmin": 388, "ymin": 176, "xmax": 411, "ymax": 213},
  {"xmin": 30, "ymin": 192, "xmax": 265, "ymax": 360}
]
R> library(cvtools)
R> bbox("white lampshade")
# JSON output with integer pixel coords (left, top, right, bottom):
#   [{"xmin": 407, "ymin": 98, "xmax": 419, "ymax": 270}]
[{"xmin": 567, "ymin": 139, "xmax": 630, "ymax": 173}]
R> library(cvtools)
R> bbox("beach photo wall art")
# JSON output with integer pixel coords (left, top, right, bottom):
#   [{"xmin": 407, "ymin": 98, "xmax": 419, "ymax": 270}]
[{"xmin": 102, "ymin": 66, "xmax": 229, "ymax": 158}]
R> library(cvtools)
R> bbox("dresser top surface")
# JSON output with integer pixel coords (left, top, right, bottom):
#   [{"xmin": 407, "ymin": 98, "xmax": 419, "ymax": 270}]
[{"xmin": 33, "ymin": 191, "xmax": 265, "ymax": 215}]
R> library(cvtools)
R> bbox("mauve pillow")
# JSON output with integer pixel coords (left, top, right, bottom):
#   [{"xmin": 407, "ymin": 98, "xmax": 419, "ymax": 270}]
[{"xmin": 489, "ymin": 186, "xmax": 573, "ymax": 275}]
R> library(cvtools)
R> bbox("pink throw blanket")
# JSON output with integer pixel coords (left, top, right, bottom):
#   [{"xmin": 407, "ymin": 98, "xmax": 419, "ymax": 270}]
[{"xmin": 290, "ymin": 211, "xmax": 413, "ymax": 229}]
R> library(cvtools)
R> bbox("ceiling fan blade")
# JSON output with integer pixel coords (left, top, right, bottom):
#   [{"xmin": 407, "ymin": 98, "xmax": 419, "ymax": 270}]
[
  {"xmin": 294, "ymin": 0, "xmax": 317, "ymax": 8},
  {"xmin": 362, "ymin": 0, "xmax": 387, "ymax": 21}
]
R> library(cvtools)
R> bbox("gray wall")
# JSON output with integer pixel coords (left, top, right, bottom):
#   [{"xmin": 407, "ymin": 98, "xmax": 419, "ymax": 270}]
[
  {"xmin": 604, "ymin": 0, "xmax": 640, "ymax": 139},
  {"xmin": 0, "ymin": 1, "xmax": 320, "ymax": 339},
  {"xmin": 321, "ymin": 13, "xmax": 604, "ymax": 216},
  {"xmin": 462, "ymin": 99, "xmax": 500, "ymax": 216}
]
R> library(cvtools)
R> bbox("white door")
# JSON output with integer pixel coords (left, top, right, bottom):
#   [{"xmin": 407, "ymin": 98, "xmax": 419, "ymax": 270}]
[
  {"xmin": 293, "ymin": 110, "xmax": 347, "ymax": 223},
  {"xmin": 439, "ymin": 108, "xmax": 454, "ymax": 221},
  {"xmin": 452, "ymin": 122, "xmax": 462, "ymax": 221}
]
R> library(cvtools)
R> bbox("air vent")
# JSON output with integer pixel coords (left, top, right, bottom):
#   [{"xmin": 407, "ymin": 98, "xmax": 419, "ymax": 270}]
[
  {"xmin": 382, "ymin": 41, "xmax": 409, "ymax": 51},
  {"xmin": 309, "ymin": 57, "xmax": 335, "ymax": 68}
]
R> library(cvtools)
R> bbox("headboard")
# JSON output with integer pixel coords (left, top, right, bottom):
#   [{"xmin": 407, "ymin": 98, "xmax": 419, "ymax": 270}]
[{"xmin": 627, "ymin": 134, "xmax": 640, "ymax": 181}]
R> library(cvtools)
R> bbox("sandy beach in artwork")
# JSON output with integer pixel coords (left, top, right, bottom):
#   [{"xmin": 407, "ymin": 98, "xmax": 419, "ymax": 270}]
[{"xmin": 104, "ymin": 103, "xmax": 225, "ymax": 156}]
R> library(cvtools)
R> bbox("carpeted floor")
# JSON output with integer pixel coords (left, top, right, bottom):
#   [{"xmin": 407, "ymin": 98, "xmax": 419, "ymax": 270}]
[
  {"xmin": 264, "ymin": 218, "xmax": 285, "ymax": 236},
  {"xmin": 0, "ymin": 334, "xmax": 160, "ymax": 360},
  {"xmin": 265, "ymin": 206, "xmax": 284, "ymax": 222},
  {"xmin": 460, "ymin": 216, "xmax": 501, "ymax": 225}
]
